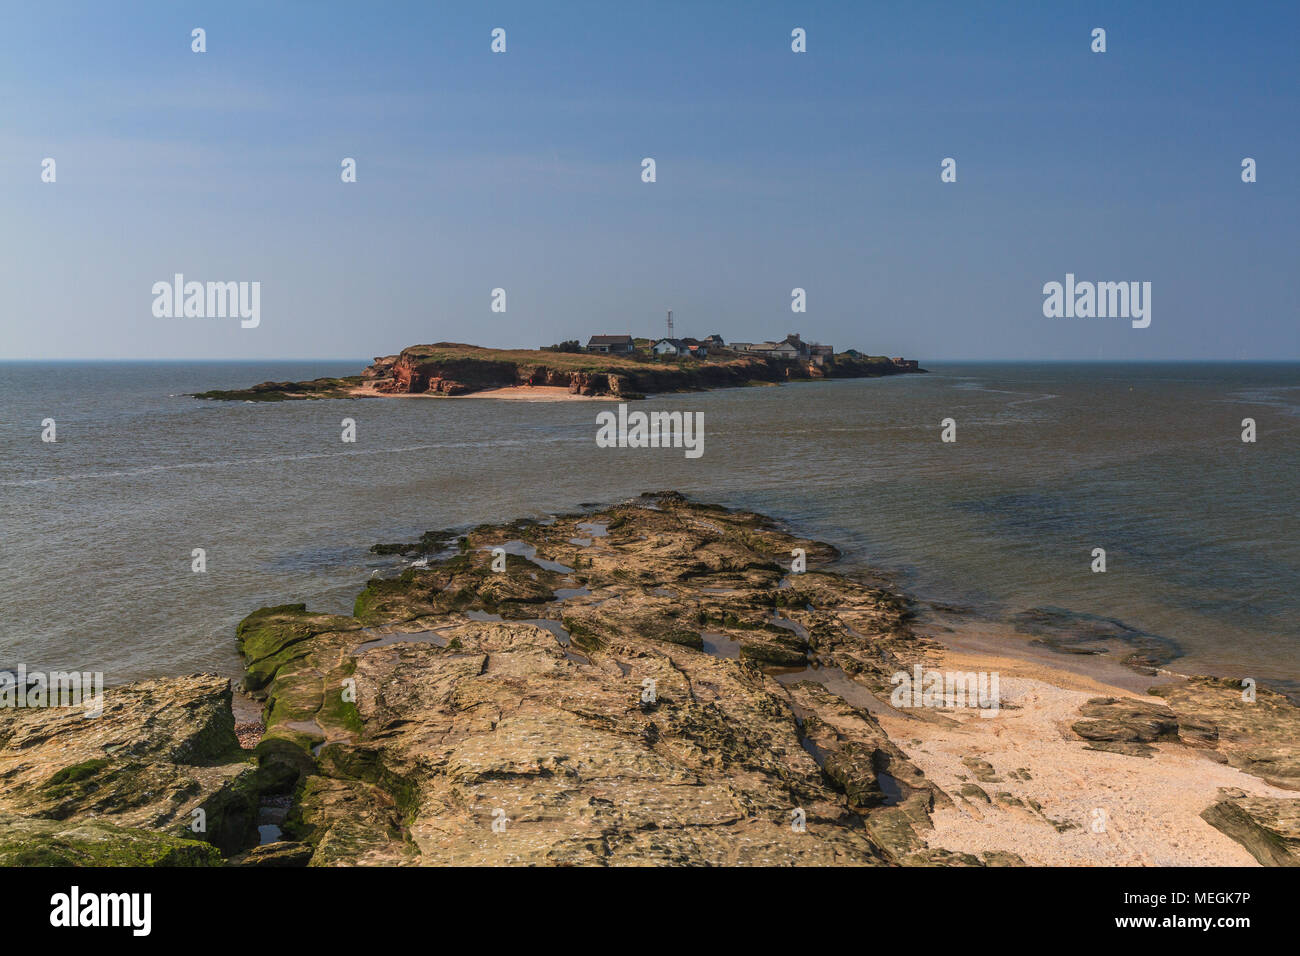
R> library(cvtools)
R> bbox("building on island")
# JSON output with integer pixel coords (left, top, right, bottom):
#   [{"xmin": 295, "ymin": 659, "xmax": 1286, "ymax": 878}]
[
  {"xmin": 735, "ymin": 334, "xmax": 814, "ymax": 359},
  {"xmin": 767, "ymin": 338, "xmax": 805, "ymax": 359},
  {"xmin": 587, "ymin": 329, "xmax": 840, "ymax": 364},
  {"xmin": 892, "ymin": 357, "xmax": 919, "ymax": 370},
  {"xmin": 586, "ymin": 334, "xmax": 635, "ymax": 354},
  {"xmin": 674, "ymin": 337, "xmax": 711, "ymax": 358},
  {"xmin": 651, "ymin": 338, "xmax": 689, "ymax": 358}
]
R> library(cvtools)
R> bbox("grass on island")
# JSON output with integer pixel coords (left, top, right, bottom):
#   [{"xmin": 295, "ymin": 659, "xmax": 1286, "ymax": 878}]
[
  {"xmin": 191, "ymin": 343, "xmax": 906, "ymax": 402},
  {"xmin": 400, "ymin": 342, "xmax": 897, "ymax": 372}
]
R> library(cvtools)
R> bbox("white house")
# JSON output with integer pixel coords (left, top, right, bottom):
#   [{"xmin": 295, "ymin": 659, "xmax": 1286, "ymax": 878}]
[{"xmin": 652, "ymin": 338, "xmax": 687, "ymax": 357}]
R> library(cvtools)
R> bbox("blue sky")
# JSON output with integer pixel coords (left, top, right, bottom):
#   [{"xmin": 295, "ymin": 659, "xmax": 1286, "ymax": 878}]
[{"xmin": 1, "ymin": 1, "xmax": 1296, "ymax": 360}]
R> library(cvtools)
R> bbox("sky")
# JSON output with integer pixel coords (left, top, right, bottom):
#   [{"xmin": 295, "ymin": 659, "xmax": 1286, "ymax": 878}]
[{"xmin": 1, "ymin": 1, "xmax": 1296, "ymax": 361}]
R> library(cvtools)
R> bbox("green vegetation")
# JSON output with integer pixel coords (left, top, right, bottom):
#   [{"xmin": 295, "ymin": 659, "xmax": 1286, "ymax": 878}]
[
  {"xmin": 42, "ymin": 758, "xmax": 111, "ymax": 789},
  {"xmin": 0, "ymin": 814, "xmax": 223, "ymax": 867}
]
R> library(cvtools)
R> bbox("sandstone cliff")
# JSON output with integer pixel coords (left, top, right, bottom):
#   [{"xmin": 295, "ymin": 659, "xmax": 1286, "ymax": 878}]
[
  {"xmin": 362, "ymin": 343, "xmax": 909, "ymax": 398},
  {"xmin": 194, "ymin": 343, "xmax": 920, "ymax": 401}
]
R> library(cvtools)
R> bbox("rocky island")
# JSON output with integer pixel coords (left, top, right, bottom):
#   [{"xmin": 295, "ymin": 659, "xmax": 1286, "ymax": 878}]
[
  {"xmin": 192, "ymin": 342, "xmax": 924, "ymax": 402},
  {"xmin": 2, "ymin": 494, "xmax": 1296, "ymax": 866}
]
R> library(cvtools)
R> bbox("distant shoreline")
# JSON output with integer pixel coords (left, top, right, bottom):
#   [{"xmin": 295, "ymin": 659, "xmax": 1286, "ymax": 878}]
[
  {"xmin": 190, "ymin": 341, "xmax": 926, "ymax": 402},
  {"xmin": 351, "ymin": 383, "xmax": 621, "ymax": 402}
]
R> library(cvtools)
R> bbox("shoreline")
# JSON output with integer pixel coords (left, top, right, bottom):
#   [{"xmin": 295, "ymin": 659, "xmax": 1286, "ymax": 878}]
[
  {"xmin": 3, "ymin": 492, "xmax": 1295, "ymax": 866},
  {"xmin": 879, "ymin": 641, "xmax": 1292, "ymax": 865},
  {"xmin": 190, "ymin": 341, "xmax": 925, "ymax": 402},
  {"xmin": 345, "ymin": 382, "xmax": 621, "ymax": 402}
]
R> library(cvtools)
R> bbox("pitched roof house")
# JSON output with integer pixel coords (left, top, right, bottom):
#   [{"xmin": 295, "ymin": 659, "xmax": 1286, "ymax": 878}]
[
  {"xmin": 586, "ymin": 334, "xmax": 635, "ymax": 354},
  {"xmin": 735, "ymin": 334, "xmax": 809, "ymax": 358},
  {"xmin": 651, "ymin": 338, "xmax": 688, "ymax": 357},
  {"xmin": 767, "ymin": 336, "xmax": 806, "ymax": 358}
]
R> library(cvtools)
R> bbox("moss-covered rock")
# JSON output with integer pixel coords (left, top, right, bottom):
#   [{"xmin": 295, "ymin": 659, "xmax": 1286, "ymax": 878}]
[{"xmin": 0, "ymin": 812, "xmax": 222, "ymax": 866}]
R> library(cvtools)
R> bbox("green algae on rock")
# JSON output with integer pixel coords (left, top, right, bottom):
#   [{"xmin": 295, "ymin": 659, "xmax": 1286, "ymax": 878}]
[
  {"xmin": 0, "ymin": 813, "xmax": 223, "ymax": 866},
  {"xmin": 0, "ymin": 674, "xmax": 267, "ymax": 862},
  {"xmin": 6, "ymin": 493, "xmax": 1298, "ymax": 867},
  {"xmin": 223, "ymin": 492, "xmax": 1016, "ymax": 865}
]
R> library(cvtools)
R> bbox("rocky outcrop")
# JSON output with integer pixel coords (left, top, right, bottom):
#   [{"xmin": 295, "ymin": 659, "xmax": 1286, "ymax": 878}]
[
  {"xmin": 0, "ymin": 813, "xmax": 223, "ymax": 866},
  {"xmin": 10, "ymin": 494, "xmax": 1295, "ymax": 867},
  {"xmin": 1201, "ymin": 789, "xmax": 1300, "ymax": 866},
  {"xmin": 225, "ymin": 493, "xmax": 991, "ymax": 865},
  {"xmin": 1071, "ymin": 697, "xmax": 1184, "ymax": 757},
  {"xmin": 195, "ymin": 342, "xmax": 921, "ymax": 401},
  {"xmin": 374, "ymin": 353, "xmax": 518, "ymax": 395},
  {"xmin": 1063, "ymin": 677, "xmax": 1300, "ymax": 864},
  {"xmin": 1150, "ymin": 678, "xmax": 1300, "ymax": 789},
  {"xmin": 192, "ymin": 376, "xmax": 364, "ymax": 402},
  {"xmin": 1067, "ymin": 678, "xmax": 1300, "ymax": 791},
  {"xmin": 0, "ymin": 675, "xmax": 276, "ymax": 863},
  {"xmin": 228, "ymin": 494, "xmax": 1300, "ymax": 866},
  {"xmin": 363, "ymin": 355, "xmax": 400, "ymax": 379}
]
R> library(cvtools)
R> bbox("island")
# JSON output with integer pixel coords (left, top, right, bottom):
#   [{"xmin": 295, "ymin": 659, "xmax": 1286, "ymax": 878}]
[{"xmin": 192, "ymin": 335, "xmax": 926, "ymax": 402}]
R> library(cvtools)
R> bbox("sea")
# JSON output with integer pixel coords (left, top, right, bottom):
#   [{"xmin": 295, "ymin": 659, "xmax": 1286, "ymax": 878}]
[{"xmin": 2, "ymin": 361, "xmax": 1296, "ymax": 694}]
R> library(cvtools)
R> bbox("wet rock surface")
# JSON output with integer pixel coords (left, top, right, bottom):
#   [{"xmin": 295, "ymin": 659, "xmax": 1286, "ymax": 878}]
[
  {"xmin": 1008, "ymin": 607, "xmax": 1179, "ymax": 671},
  {"xmin": 244, "ymin": 494, "xmax": 950, "ymax": 865},
  {"xmin": 5, "ymin": 494, "xmax": 1298, "ymax": 866},
  {"xmin": 0, "ymin": 812, "xmax": 223, "ymax": 866},
  {"xmin": 0, "ymin": 675, "xmax": 262, "ymax": 862}
]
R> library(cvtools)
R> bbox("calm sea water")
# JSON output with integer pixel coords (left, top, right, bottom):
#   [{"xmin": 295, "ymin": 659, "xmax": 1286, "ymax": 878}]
[{"xmin": 2, "ymin": 361, "xmax": 1296, "ymax": 691}]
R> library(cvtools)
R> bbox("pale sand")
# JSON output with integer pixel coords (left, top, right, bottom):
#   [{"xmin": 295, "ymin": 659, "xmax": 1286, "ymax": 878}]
[
  {"xmin": 346, "ymin": 383, "xmax": 618, "ymax": 401},
  {"xmin": 453, "ymin": 385, "xmax": 620, "ymax": 401},
  {"xmin": 879, "ymin": 645, "xmax": 1292, "ymax": 865}
]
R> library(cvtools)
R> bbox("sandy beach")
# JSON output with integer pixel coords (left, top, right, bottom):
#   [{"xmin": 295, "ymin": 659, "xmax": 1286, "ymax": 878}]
[
  {"xmin": 878, "ymin": 642, "xmax": 1292, "ymax": 865},
  {"xmin": 346, "ymin": 383, "xmax": 619, "ymax": 401}
]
